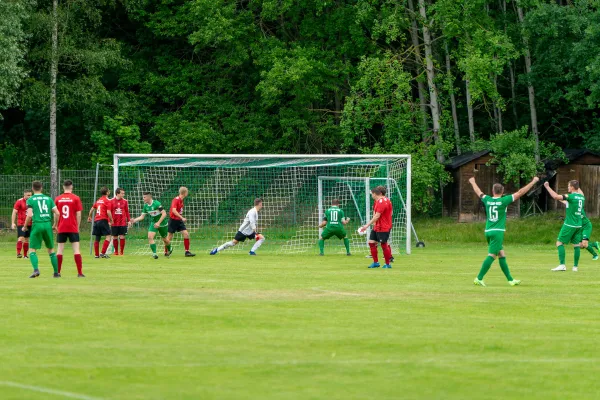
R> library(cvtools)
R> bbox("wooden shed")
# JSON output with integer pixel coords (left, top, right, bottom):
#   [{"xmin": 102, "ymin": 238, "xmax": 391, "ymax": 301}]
[
  {"xmin": 443, "ymin": 150, "xmax": 520, "ymax": 222},
  {"xmin": 545, "ymin": 149, "xmax": 600, "ymax": 217}
]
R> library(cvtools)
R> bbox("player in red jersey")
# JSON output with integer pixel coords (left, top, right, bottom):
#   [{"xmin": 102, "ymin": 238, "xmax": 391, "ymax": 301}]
[
  {"xmin": 11, "ymin": 189, "xmax": 32, "ymax": 258},
  {"xmin": 88, "ymin": 187, "xmax": 113, "ymax": 258},
  {"xmin": 111, "ymin": 188, "xmax": 130, "ymax": 256},
  {"xmin": 360, "ymin": 185, "xmax": 394, "ymax": 269},
  {"xmin": 55, "ymin": 180, "xmax": 85, "ymax": 277},
  {"xmin": 167, "ymin": 186, "xmax": 195, "ymax": 257}
]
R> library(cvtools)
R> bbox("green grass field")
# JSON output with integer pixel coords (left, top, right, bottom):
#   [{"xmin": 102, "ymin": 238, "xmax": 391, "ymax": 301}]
[{"xmin": 1, "ymin": 239, "xmax": 599, "ymax": 400}]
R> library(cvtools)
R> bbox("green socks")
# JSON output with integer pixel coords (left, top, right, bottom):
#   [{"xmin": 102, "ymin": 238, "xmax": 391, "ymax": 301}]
[
  {"xmin": 343, "ymin": 238, "xmax": 350, "ymax": 254},
  {"xmin": 557, "ymin": 245, "xmax": 566, "ymax": 265},
  {"xmin": 29, "ymin": 252, "xmax": 39, "ymax": 271},
  {"xmin": 168, "ymin": 244, "xmax": 173, "ymax": 252},
  {"xmin": 574, "ymin": 246, "xmax": 580, "ymax": 267},
  {"xmin": 498, "ymin": 257, "xmax": 513, "ymax": 281},
  {"xmin": 150, "ymin": 243, "xmax": 157, "ymax": 255},
  {"xmin": 318, "ymin": 239, "xmax": 324, "ymax": 254},
  {"xmin": 477, "ymin": 256, "xmax": 495, "ymax": 280},
  {"xmin": 586, "ymin": 245, "xmax": 597, "ymax": 257},
  {"xmin": 49, "ymin": 252, "xmax": 58, "ymax": 274}
]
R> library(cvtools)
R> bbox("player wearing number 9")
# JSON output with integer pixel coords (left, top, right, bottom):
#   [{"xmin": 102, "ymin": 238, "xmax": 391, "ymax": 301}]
[
  {"xmin": 55, "ymin": 180, "xmax": 85, "ymax": 277},
  {"xmin": 468, "ymin": 175, "xmax": 539, "ymax": 287}
]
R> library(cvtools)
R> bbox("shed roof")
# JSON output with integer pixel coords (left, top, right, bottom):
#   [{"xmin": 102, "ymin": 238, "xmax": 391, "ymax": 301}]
[
  {"xmin": 544, "ymin": 148, "xmax": 600, "ymax": 169},
  {"xmin": 446, "ymin": 150, "xmax": 491, "ymax": 170}
]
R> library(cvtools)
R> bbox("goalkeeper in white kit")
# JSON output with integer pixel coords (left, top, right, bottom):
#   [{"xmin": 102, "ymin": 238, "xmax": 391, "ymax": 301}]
[{"xmin": 210, "ymin": 198, "xmax": 265, "ymax": 256}]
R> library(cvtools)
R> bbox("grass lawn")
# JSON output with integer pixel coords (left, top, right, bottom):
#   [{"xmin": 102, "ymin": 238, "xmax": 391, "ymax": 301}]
[{"xmin": 0, "ymin": 240, "xmax": 599, "ymax": 400}]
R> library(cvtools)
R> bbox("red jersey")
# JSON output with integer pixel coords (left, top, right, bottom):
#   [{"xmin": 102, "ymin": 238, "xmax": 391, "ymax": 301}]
[
  {"xmin": 93, "ymin": 196, "xmax": 112, "ymax": 221},
  {"xmin": 55, "ymin": 193, "xmax": 83, "ymax": 233},
  {"xmin": 170, "ymin": 196, "xmax": 184, "ymax": 220},
  {"xmin": 13, "ymin": 198, "xmax": 31, "ymax": 226},
  {"xmin": 374, "ymin": 196, "xmax": 393, "ymax": 232},
  {"xmin": 111, "ymin": 198, "xmax": 130, "ymax": 226}
]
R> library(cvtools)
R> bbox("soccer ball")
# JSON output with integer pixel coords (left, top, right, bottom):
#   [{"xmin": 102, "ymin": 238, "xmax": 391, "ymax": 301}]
[{"xmin": 357, "ymin": 227, "xmax": 367, "ymax": 236}]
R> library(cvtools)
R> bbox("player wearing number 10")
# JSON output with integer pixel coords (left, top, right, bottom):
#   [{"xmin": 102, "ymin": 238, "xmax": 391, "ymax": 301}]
[
  {"xmin": 318, "ymin": 199, "xmax": 351, "ymax": 256},
  {"xmin": 468, "ymin": 176, "xmax": 539, "ymax": 287},
  {"xmin": 55, "ymin": 180, "xmax": 84, "ymax": 277}
]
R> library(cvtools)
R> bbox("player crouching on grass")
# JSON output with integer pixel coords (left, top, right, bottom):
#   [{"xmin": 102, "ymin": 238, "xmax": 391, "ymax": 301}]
[
  {"xmin": 88, "ymin": 187, "xmax": 113, "ymax": 259},
  {"xmin": 22, "ymin": 181, "xmax": 61, "ymax": 278},
  {"xmin": 469, "ymin": 176, "xmax": 539, "ymax": 287},
  {"xmin": 359, "ymin": 186, "xmax": 393, "ymax": 269},
  {"xmin": 211, "ymin": 198, "xmax": 265, "ymax": 256},
  {"xmin": 128, "ymin": 192, "xmax": 172, "ymax": 259},
  {"xmin": 167, "ymin": 187, "xmax": 195, "ymax": 257},
  {"xmin": 55, "ymin": 180, "xmax": 85, "ymax": 277},
  {"xmin": 12, "ymin": 189, "xmax": 32, "ymax": 258},
  {"xmin": 318, "ymin": 198, "xmax": 351, "ymax": 256},
  {"xmin": 544, "ymin": 180, "xmax": 585, "ymax": 272}
]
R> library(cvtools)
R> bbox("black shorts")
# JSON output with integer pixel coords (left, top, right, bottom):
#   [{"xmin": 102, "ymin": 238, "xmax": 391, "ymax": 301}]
[
  {"xmin": 111, "ymin": 226, "xmax": 128, "ymax": 236},
  {"xmin": 17, "ymin": 225, "xmax": 31, "ymax": 238},
  {"xmin": 56, "ymin": 232, "xmax": 80, "ymax": 243},
  {"xmin": 92, "ymin": 220, "xmax": 111, "ymax": 236},
  {"xmin": 369, "ymin": 230, "xmax": 390, "ymax": 244},
  {"xmin": 168, "ymin": 219, "xmax": 187, "ymax": 234},
  {"xmin": 234, "ymin": 231, "xmax": 256, "ymax": 242}
]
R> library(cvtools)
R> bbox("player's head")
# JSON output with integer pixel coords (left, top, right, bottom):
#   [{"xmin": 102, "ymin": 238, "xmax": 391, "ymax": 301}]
[
  {"xmin": 179, "ymin": 186, "xmax": 189, "ymax": 199},
  {"xmin": 568, "ymin": 180, "xmax": 580, "ymax": 192},
  {"xmin": 23, "ymin": 189, "xmax": 32, "ymax": 200},
  {"xmin": 332, "ymin": 198, "xmax": 340, "ymax": 206},
  {"xmin": 32, "ymin": 181, "xmax": 43, "ymax": 193},
  {"xmin": 143, "ymin": 191, "xmax": 152, "ymax": 203},
  {"xmin": 492, "ymin": 183, "xmax": 504, "ymax": 196},
  {"xmin": 370, "ymin": 186, "xmax": 386, "ymax": 199},
  {"xmin": 100, "ymin": 187, "xmax": 110, "ymax": 196},
  {"xmin": 115, "ymin": 187, "xmax": 125, "ymax": 199},
  {"xmin": 63, "ymin": 180, "xmax": 73, "ymax": 193},
  {"xmin": 254, "ymin": 197, "xmax": 263, "ymax": 210}
]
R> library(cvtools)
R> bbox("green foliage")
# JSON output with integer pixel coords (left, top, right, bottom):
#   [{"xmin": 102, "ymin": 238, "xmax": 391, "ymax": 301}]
[{"xmin": 91, "ymin": 116, "xmax": 150, "ymax": 165}]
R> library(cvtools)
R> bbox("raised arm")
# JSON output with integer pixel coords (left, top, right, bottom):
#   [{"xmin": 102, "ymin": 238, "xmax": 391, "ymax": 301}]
[
  {"xmin": 512, "ymin": 176, "xmax": 540, "ymax": 201},
  {"xmin": 468, "ymin": 177, "xmax": 484, "ymax": 198},
  {"xmin": 544, "ymin": 182, "xmax": 564, "ymax": 201}
]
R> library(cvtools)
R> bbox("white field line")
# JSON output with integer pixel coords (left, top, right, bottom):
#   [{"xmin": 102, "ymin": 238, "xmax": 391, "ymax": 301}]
[{"xmin": 0, "ymin": 381, "xmax": 104, "ymax": 400}]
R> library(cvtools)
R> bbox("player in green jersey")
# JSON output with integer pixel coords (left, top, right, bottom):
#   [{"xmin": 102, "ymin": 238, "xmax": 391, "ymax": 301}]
[
  {"xmin": 22, "ymin": 181, "xmax": 61, "ymax": 278},
  {"xmin": 544, "ymin": 180, "xmax": 585, "ymax": 271},
  {"xmin": 318, "ymin": 199, "xmax": 351, "ymax": 256},
  {"xmin": 561, "ymin": 187, "xmax": 599, "ymax": 261},
  {"xmin": 129, "ymin": 192, "xmax": 172, "ymax": 259},
  {"xmin": 468, "ymin": 176, "xmax": 539, "ymax": 287}
]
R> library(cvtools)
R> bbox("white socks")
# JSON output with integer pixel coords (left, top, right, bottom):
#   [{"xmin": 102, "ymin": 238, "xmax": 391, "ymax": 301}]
[
  {"xmin": 218, "ymin": 241, "xmax": 235, "ymax": 252},
  {"xmin": 251, "ymin": 239, "xmax": 264, "ymax": 253}
]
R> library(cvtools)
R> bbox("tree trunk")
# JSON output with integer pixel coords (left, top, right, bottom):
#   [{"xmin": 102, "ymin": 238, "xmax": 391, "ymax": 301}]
[
  {"xmin": 417, "ymin": 0, "xmax": 444, "ymax": 162},
  {"xmin": 493, "ymin": 72, "xmax": 503, "ymax": 133},
  {"xmin": 407, "ymin": 0, "xmax": 428, "ymax": 132},
  {"xmin": 509, "ymin": 62, "xmax": 518, "ymax": 124},
  {"xmin": 465, "ymin": 79, "xmax": 475, "ymax": 142},
  {"xmin": 50, "ymin": 0, "xmax": 59, "ymax": 198},
  {"xmin": 517, "ymin": 5, "xmax": 540, "ymax": 162},
  {"xmin": 445, "ymin": 43, "xmax": 460, "ymax": 154}
]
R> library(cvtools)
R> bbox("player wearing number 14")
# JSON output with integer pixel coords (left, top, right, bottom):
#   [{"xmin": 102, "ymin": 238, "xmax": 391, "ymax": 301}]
[{"xmin": 55, "ymin": 180, "xmax": 84, "ymax": 277}]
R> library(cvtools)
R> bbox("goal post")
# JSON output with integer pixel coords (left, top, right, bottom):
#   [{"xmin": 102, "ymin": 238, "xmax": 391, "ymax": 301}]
[{"xmin": 112, "ymin": 154, "xmax": 414, "ymax": 255}]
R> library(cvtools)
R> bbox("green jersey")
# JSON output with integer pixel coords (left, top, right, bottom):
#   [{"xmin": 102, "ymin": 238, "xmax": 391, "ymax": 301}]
[
  {"xmin": 562, "ymin": 193, "xmax": 585, "ymax": 228},
  {"xmin": 26, "ymin": 193, "xmax": 56, "ymax": 223},
  {"xmin": 142, "ymin": 200, "xmax": 168, "ymax": 227},
  {"xmin": 481, "ymin": 194, "xmax": 514, "ymax": 232},
  {"xmin": 323, "ymin": 206, "xmax": 346, "ymax": 229}
]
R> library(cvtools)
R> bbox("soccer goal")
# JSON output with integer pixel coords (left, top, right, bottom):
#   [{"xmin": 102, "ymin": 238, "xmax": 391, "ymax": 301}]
[{"xmin": 112, "ymin": 154, "xmax": 415, "ymax": 255}]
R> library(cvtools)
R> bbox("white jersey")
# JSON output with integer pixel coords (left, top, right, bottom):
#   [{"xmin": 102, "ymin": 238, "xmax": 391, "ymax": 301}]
[{"xmin": 238, "ymin": 207, "xmax": 259, "ymax": 236}]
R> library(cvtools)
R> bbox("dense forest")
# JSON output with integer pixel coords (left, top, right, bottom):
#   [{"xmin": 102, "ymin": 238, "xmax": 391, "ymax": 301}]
[{"xmin": 1, "ymin": 0, "xmax": 598, "ymax": 209}]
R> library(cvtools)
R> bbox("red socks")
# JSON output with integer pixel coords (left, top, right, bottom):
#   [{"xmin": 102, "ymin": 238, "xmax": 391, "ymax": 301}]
[
  {"xmin": 101, "ymin": 240, "xmax": 110, "ymax": 255},
  {"xmin": 113, "ymin": 239, "xmax": 119, "ymax": 254},
  {"xmin": 74, "ymin": 254, "xmax": 83, "ymax": 275},
  {"xmin": 369, "ymin": 242, "xmax": 379, "ymax": 262},
  {"xmin": 120, "ymin": 238, "xmax": 125, "ymax": 255},
  {"xmin": 16, "ymin": 241, "xmax": 22, "ymax": 255},
  {"xmin": 381, "ymin": 243, "xmax": 392, "ymax": 265},
  {"xmin": 23, "ymin": 242, "xmax": 29, "ymax": 257},
  {"xmin": 184, "ymin": 238, "xmax": 190, "ymax": 251},
  {"xmin": 94, "ymin": 241, "xmax": 100, "ymax": 257},
  {"xmin": 57, "ymin": 254, "xmax": 63, "ymax": 273}
]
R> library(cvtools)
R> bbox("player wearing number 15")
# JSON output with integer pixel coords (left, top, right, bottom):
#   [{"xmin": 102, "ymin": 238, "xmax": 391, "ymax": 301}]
[
  {"xmin": 318, "ymin": 199, "xmax": 351, "ymax": 256},
  {"xmin": 469, "ymin": 176, "xmax": 539, "ymax": 287},
  {"xmin": 22, "ymin": 181, "xmax": 60, "ymax": 278},
  {"xmin": 55, "ymin": 180, "xmax": 84, "ymax": 277}
]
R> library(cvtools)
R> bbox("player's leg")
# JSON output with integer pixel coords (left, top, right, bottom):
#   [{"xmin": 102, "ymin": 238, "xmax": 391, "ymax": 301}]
[
  {"xmin": 475, "ymin": 233, "xmax": 497, "ymax": 286},
  {"xmin": 379, "ymin": 232, "xmax": 392, "ymax": 267},
  {"xmin": 319, "ymin": 228, "xmax": 333, "ymax": 255},
  {"xmin": 572, "ymin": 229, "xmax": 582, "ymax": 271},
  {"xmin": 182, "ymin": 230, "xmax": 195, "ymax": 257},
  {"xmin": 212, "ymin": 232, "xmax": 242, "ymax": 254},
  {"xmin": 100, "ymin": 232, "xmax": 111, "ymax": 258},
  {"xmin": 553, "ymin": 226, "xmax": 570, "ymax": 271},
  {"xmin": 159, "ymin": 226, "xmax": 172, "ymax": 256},
  {"xmin": 112, "ymin": 232, "xmax": 119, "ymax": 256},
  {"xmin": 72, "ymin": 238, "xmax": 84, "ymax": 277},
  {"xmin": 42, "ymin": 225, "xmax": 59, "ymax": 277},
  {"xmin": 368, "ymin": 230, "xmax": 380, "ymax": 268},
  {"xmin": 27, "ymin": 227, "xmax": 42, "ymax": 277},
  {"xmin": 16, "ymin": 228, "xmax": 24, "ymax": 257},
  {"xmin": 582, "ymin": 223, "xmax": 597, "ymax": 259},
  {"xmin": 148, "ymin": 230, "xmax": 159, "ymax": 259},
  {"xmin": 497, "ymin": 245, "xmax": 520, "ymax": 285},
  {"xmin": 119, "ymin": 234, "xmax": 126, "ymax": 255},
  {"xmin": 249, "ymin": 233, "xmax": 264, "ymax": 255},
  {"xmin": 56, "ymin": 234, "xmax": 66, "ymax": 274},
  {"xmin": 340, "ymin": 229, "xmax": 351, "ymax": 256},
  {"xmin": 23, "ymin": 236, "xmax": 30, "ymax": 258}
]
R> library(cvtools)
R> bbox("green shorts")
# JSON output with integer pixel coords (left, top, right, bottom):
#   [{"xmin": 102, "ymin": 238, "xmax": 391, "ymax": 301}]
[
  {"xmin": 558, "ymin": 225, "xmax": 583, "ymax": 245},
  {"xmin": 149, "ymin": 225, "xmax": 169, "ymax": 238},
  {"xmin": 29, "ymin": 222, "xmax": 54, "ymax": 250},
  {"xmin": 321, "ymin": 226, "xmax": 347, "ymax": 240},
  {"xmin": 582, "ymin": 220, "xmax": 592, "ymax": 241},
  {"xmin": 485, "ymin": 231, "xmax": 504, "ymax": 255}
]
